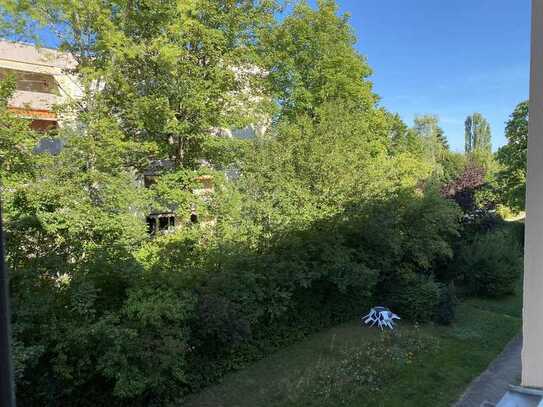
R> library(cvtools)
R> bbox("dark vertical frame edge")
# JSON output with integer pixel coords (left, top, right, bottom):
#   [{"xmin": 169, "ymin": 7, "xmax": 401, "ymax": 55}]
[{"xmin": 0, "ymin": 198, "xmax": 15, "ymax": 406}]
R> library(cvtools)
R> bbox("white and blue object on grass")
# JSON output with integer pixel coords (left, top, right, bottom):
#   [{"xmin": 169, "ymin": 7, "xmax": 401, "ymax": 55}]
[{"xmin": 362, "ymin": 306, "xmax": 400, "ymax": 330}]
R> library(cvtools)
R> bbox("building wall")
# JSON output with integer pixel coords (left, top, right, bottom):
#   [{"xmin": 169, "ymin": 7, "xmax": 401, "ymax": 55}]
[{"xmin": 0, "ymin": 40, "xmax": 82, "ymax": 128}]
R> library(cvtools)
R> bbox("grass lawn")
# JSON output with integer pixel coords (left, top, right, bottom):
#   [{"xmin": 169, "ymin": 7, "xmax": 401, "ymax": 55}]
[{"xmin": 183, "ymin": 280, "xmax": 522, "ymax": 407}]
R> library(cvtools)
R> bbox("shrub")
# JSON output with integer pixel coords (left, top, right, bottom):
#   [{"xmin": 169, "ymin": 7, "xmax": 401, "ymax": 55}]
[
  {"xmin": 462, "ymin": 209, "xmax": 501, "ymax": 236},
  {"xmin": 383, "ymin": 270, "xmax": 441, "ymax": 322},
  {"xmin": 457, "ymin": 230, "xmax": 523, "ymax": 297},
  {"xmin": 509, "ymin": 221, "xmax": 525, "ymax": 249},
  {"xmin": 436, "ymin": 283, "xmax": 457, "ymax": 325},
  {"xmin": 496, "ymin": 204, "xmax": 516, "ymax": 220},
  {"xmin": 11, "ymin": 185, "xmax": 463, "ymax": 404},
  {"xmin": 441, "ymin": 164, "xmax": 486, "ymax": 213},
  {"xmin": 441, "ymin": 164, "xmax": 501, "ymax": 236},
  {"xmin": 190, "ymin": 294, "xmax": 252, "ymax": 356}
]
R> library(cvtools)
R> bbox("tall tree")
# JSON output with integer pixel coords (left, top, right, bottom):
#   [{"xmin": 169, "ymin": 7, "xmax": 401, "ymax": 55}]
[
  {"xmin": 1, "ymin": 0, "xmax": 278, "ymax": 168},
  {"xmin": 497, "ymin": 101, "xmax": 528, "ymax": 210},
  {"xmin": 436, "ymin": 126, "xmax": 449, "ymax": 150},
  {"xmin": 263, "ymin": 0, "xmax": 376, "ymax": 119},
  {"xmin": 413, "ymin": 115, "xmax": 447, "ymax": 163},
  {"xmin": 465, "ymin": 112, "xmax": 491, "ymax": 154}
]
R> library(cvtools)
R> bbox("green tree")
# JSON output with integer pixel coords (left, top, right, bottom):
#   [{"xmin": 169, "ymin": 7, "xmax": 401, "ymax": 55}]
[
  {"xmin": 0, "ymin": 76, "xmax": 39, "ymax": 179},
  {"xmin": 239, "ymin": 102, "xmax": 432, "ymax": 234},
  {"xmin": 1, "ymin": 0, "xmax": 278, "ymax": 168},
  {"xmin": 465, "ymin": 112, "xmax": 491, "ymax": 154},
  {"xmin": 497, "ymin": 101, "xmax": 528, "ymax": 210},
  {"xmin": 263, "ymin": 0, "xmax": 376, "ymax": 119},
  {"xmin": 436, "ymin": 126, "xmax": 449, "ymax": 150},
  {"xmin": 0, "ymin": 81, "xmax": 157, "ymax": 404},
  {"xmin": 413, "ymin": 115, "xmax": 447, "ymax": 163},
  {"xmin": 384, "ymin": 112, "xmax": 425, "ymax": 158},
  {"xmin": 440, "ymin": 150, "xmax": 467, "ymax": 184}
]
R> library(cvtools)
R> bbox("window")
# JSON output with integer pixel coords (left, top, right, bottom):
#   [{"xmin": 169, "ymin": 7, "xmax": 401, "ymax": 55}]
[
  {"xmin": 146, "ymin": 213, "xmax": 176, "ymax": 235},
  {"xmin": 0, "ymin": 69, "xmax": 57, "ymax": 94},
  {"xmin": 190, "ymin": 212, "xmax": 198, "ymax": 224},
  {"xmin": 143, "ymin": 174, "xmax": 157, "ymax": 188},
  {"xmin": 31, "ymin": 120, "xmax": 58, "ymax": 133}
]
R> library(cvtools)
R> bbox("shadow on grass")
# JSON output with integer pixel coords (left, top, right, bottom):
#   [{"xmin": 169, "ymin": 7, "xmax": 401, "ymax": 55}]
[{"xmin": 183, "ymin": 287, "xmax": 522, "ymax": 407}]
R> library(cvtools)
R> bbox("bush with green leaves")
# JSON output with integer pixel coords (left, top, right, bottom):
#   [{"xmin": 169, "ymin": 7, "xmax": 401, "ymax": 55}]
[
  {"xmin": 436, "ymin": 283, "xmax": 457, "ymax": 325},
  {"xmin": 456, "ymin": 230, "xmax": 523, "ymax": 297},
  {"xmin": 508, "ymin": 221, "xmax": 526, "ymax": 249},
  {"xmin": 496, "ymin": 101, "xmax": 529, "ymax": 211},
  {"xmin": 382, "ymin": 270, "xmax": 442, "ymax": 322}
]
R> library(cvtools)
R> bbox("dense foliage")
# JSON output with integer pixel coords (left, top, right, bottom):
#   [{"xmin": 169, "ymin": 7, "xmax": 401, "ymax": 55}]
[
  {"xmin": 497, "ymin": 101, "xmax": 528, "ymax": 211},
  {"xmin": 465, "ymin": 112, "xmax": 492, "ymax": 154},
  {"xmin": 0, "ymin": 0, "xmax": 523, "ymax": 406},
  {"xmin": 454, "ymin": 229, "xmax": 523, "ymax": 297},
  {"xmin": 441, "ymin": 165, "xmax": 486, "ymax": 212}
]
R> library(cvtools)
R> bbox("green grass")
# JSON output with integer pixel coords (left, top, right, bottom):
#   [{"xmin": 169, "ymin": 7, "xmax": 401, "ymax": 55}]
[
  {"xmin": 183, "ymin": 279, "xmax": 522, "ymax": 407},
  {"xmin": 370, "ymin": 302, "xmax": 521, "ymax": 406}
]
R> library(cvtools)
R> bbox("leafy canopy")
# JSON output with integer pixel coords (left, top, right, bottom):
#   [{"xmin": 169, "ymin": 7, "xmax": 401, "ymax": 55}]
[
  {"xmin": 497, "ymin": 101, "xmax": 528, "ymax": 210},
  {"xmin": 465, "ymin": 112, "xmax": 492, "ymax": 154},
  {"xmin": 264, "ymin": 0, "xmax": 375, "ymax": 120},
  {"xmin": 1, "ymin": 0, "xmax": 278, "ymax": 167}
]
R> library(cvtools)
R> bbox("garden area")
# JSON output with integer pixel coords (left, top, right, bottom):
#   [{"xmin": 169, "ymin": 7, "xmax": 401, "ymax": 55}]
[
  {"xmin": 0, "ymin": 1, "xmax": 529, "ymax": 406},
  {"xmin": 185, "ymin": 276, "xmax": 523, "ymax": 407}
]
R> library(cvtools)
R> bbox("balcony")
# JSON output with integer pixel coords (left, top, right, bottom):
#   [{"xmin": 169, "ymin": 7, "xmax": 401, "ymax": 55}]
[{"xmin": 7, "ymin": 90, "xmax": 58, "ymax": 120}]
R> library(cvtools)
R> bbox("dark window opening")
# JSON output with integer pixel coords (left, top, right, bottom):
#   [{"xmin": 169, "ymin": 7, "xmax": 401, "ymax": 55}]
[
  {"xmin": 146, "ymin": 216, "xmax": 157, "ymax": 235},
  {"xmin": 144, "ymin": 175, "xmax": 157, "ymax": 188},
  {"xmin": 146, "ymin": 213, "xmax": 176, "ymax": 235},
  {"xmin": 190, "ymin": 212, "xmax": 198, "ymax": 224},
  {"xmin": 31, "ymin": 120, "xmax": 58, "ymax": 133},
  {"xmin": 159, "ymin": 217, "xmax": 169, "ymax": 230}
]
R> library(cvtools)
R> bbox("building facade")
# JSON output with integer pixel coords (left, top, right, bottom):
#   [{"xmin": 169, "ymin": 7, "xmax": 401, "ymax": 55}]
[{"xmin": 0, "ymin": 40, "xmax": 82, "ymax": 132}]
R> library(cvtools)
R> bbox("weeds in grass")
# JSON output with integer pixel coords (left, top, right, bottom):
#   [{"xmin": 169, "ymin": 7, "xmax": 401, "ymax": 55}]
[{"xmin": 275, "ymin": 327, "xmax": 440, "ymax": 406}]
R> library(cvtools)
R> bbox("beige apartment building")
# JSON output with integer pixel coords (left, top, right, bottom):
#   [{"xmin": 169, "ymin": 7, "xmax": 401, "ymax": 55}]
[{"xmin": 0, "ymin": 40, "xmax": 82, "ymax": 131}]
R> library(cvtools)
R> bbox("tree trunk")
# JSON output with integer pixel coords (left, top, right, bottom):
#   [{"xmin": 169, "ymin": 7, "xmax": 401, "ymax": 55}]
[{"xmin": 176, "ymin": 135, "xmax": 185, "ymax": 167}]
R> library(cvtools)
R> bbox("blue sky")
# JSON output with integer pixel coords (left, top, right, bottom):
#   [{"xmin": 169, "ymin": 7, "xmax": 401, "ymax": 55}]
[{"xmin": 331, "ymin": 0, "xmax": 531, "ymax": 151}]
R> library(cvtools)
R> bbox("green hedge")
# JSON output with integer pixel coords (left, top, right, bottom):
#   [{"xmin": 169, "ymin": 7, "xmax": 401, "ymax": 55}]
[
  {"xmin": 456, "ymin": 228, "xmax": 523, "ymax": 297},
  {"xmin": 11, "ymin": 192, "xmax": 464, "ymax": 406}
]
